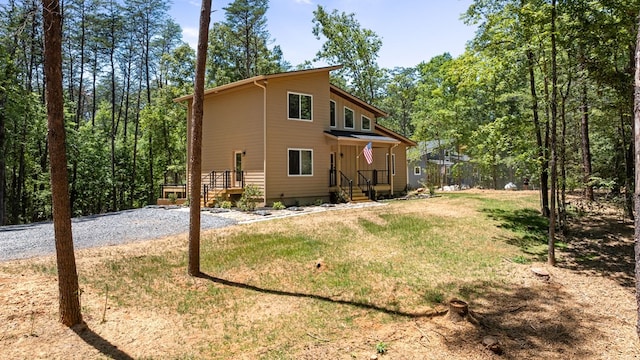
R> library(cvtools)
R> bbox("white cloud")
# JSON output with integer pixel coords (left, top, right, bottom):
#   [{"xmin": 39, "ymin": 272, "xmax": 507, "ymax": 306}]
[
  {"xmin": 182, "ymin": 27, "xmax": 199, "ymax": 49},
  {"xmin": 293, "ymin": 0, "xmax": 313, "ymax": 4}
]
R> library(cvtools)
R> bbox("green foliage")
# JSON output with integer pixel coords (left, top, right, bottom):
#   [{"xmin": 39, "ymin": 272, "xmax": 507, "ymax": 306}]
[
  {"xmin": 271, "ymin": 201, "xmax": 285, "ymax": 210},
  {"xmin": 219, "ymin": 200, "xmax": 232, "ymax": 209},
  {"xmin": 236, "ymin": 184, "xmax": 263, "ymax": 211},
  {"xmin": 206, "ymin": 0, "xmax": 288, "ymax": 86},
  {"xmin": 376, "ymin": 342, "xmax": 388, "ymax": 354},
  {"xmin": 312, "ymin": 6, "xmax": 384, "ymax": 103}
]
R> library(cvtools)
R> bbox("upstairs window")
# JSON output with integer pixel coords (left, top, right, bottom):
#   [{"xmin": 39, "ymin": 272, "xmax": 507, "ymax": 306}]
[
  {"xmin": 361, "ymin": 115, "xmax": 371, "ymax": 131},
  {"xmin": 288, "ymin": 92, "xmax": 312, "ymax": 121},
  {"xmin": 330, "ymin": 100, "xmax": 336, "ymax": 127},
  {"xmin": 344, "ymin": 107, "xmax": 354, "ymax": 129},
  {"xmin": 414, "ymin": 166, "xmax": 421, "ymax": 175}
]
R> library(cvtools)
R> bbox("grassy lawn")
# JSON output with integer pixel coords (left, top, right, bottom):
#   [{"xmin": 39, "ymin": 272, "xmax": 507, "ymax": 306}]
[
  {"xmin": 85, "ymin": 191, "xmax": 533, "ymax": 357},
  {"xmin": 2, "ymin": 190, "xmax": 637, "ymax": 359}
]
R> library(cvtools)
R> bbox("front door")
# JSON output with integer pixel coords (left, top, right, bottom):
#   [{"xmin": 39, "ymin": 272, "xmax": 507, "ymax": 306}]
[{"xmin": 234, "ymin": 151, "xmax": 243, "ymax": 187}]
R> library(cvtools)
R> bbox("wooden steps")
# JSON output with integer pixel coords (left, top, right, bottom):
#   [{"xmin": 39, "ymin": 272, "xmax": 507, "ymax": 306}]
[{"xmin": 350, "ymin": 188, "xmax": 372, "ymax": 203}]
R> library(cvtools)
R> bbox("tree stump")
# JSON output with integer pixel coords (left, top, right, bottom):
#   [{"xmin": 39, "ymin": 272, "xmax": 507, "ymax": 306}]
[{"xmin": 448, "ymin": 298, "xmax": 469, "ymax": 322}]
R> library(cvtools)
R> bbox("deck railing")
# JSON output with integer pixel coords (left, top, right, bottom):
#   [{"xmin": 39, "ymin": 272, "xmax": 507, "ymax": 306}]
[
  {"xmin": 338, "ymin": 171, "xmax": 353, "ymax": 201},
  {"xmin": 201, "ymin": 170, "xmax": 245, "ymax": 205},
  {"xmin": 357, "ymin": 171, "xmax": 373, "ymax": 200},
  {"xmin": 158, "ymin": 183, "xmax": 187, "ymax": 200},
  {"xmin": 357, "ymin": 169, "xmax": 390, "ymax": 186}
]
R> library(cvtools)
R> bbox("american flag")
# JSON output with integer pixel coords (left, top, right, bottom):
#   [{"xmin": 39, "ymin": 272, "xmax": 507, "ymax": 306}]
[{"xmin": 363, "ymin": 142, "xmax": 373, "ymax": 165}]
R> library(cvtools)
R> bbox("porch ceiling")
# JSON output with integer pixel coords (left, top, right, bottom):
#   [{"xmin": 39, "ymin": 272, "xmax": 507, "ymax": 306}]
[{"xmin": 324, "ymin": 130, "xmax": 400, "ymax": 145}]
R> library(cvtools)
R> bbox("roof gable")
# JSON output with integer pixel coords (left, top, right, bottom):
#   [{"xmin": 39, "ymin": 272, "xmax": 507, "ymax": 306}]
[{"xmin": 174, "ymin": 65, "xmax": 342, "ymax": 103}]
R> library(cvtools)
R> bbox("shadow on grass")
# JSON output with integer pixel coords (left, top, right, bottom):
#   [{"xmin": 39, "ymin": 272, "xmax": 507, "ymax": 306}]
[
  {"xmin": 482, "ymin": 206, "xmax": 635, "ymax": 289},
  {"xmin": 562, "ymin": 214, "xmax": 634, "ymax": 288},
  {"xmin": 482, "ymin": 208, "xmax": 549, "ymax": 259},
  {"xmin": 195, "ymin": 272, "xmax": 445, "ymax": 319},
  {"xmin": 72, "ymin": 323, "xmax": 134, "ymax": 360},
  {"xmin": 436, "ymin": 279, "xmax": 600, "ymax": 359}
]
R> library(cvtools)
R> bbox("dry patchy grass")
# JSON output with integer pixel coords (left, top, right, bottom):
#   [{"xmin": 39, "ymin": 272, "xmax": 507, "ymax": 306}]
[{"xmin": 0, "ymin": 190, "xmax": 638, "ymax": 359}]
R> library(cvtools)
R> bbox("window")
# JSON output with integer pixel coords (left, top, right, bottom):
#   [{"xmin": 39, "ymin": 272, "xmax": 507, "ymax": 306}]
[
  {"xmin": 361, "ymin": 115, "xmax": 371, "ymax": 130},
  {"xmin": 414, "ymin": 166, "xmax": 421, "ymax": 175},
  {"xmin": 288, "ymin": 92, "xmax": 312, "ymax": 121},
  {"xmin": 330, "ymin": 100, "xmax": 336, "ymax": 127},
  {"xmin": 344, "ymin": 107, "xmax": 354, "ymax": 129},
  {"xmin": 288, "ymin": 149, "xmax": 313, "ymax": 176},
  {"xmin": 386, "ymin": 153, "xmax": 396, "ymax": 176}
]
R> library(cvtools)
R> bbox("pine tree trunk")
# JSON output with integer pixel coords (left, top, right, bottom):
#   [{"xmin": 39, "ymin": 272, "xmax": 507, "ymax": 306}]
[
  {"xmin": 188, "ymin": 0, "xmax": 212, "ymax": 276},
  {"xmin": 633, "ymin": 9, "xmax": 640, "ymax": 339},
  {"xmin": 580, "ymin": 80, "xmax": 594, "ymax": 201},
  {"xmin": 548, "ymin": 0, "xmax": 558, "ymax": 266},
  {"xmin": 0, "ymin": 89, "xmax": 5, "ymax": 226},
  {"xmin": 527, "ymin": 50, "xmax": 549, "ymax": 217},
  {"xmin": 42, "ymin": 0, "xmax": 82, "ymax": 327}
]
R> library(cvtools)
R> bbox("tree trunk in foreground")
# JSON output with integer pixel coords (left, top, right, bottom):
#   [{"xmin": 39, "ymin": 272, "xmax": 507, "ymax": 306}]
[
  {"xmin": 188, "ymin": 0, "xmax": 212, "ymax": 276},
  {"xmin": 548, "ymin": 0, "xmax": 558, "ymax": 266},
  {"xmin": 43, "ymin": 0, "xmax": 83, "ymax": 326},
  {"xmin": 632, "ymin": 10, "xmax": 640, "ymax": 340}
]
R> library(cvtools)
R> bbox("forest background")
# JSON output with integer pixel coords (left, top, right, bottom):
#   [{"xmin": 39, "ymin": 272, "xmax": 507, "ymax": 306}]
[{"xmin": 0, "ymin": 0, "xmax": 637, "ymax": 225}]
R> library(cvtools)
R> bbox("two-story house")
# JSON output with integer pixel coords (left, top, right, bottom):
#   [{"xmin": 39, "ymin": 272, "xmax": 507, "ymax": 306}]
[{"xmin": 172, "ymin": 66, "xmax": 415, "ymax": 207}]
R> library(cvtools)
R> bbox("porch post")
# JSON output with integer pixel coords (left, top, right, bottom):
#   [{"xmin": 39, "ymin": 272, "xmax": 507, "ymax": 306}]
[
  {"xmin": 389, "ymin": 144, "xmax": 394, "ymax": 195},
  {"xmin": 338, "ymin": 143, "xmax": 342, "ymax": 176}
]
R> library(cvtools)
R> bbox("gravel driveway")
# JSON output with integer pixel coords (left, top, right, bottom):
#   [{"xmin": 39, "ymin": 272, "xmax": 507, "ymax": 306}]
[{"xmin": 0, "ymin": 207, "xmax": 237, "ymax": 262}]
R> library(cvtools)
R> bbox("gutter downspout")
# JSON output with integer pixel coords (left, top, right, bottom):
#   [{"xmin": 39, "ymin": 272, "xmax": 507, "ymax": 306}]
[
  {"xmin": 390, "ymin": 143, "xmax": 399, "ymax": 195},
  {"xmin": 254, "ymin": 80, "xmax": 267, "ymax": 205}
]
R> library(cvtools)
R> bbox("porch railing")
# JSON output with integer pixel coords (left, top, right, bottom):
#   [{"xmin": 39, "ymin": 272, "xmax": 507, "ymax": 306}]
[
  {"xmin": 329, "ymin": 168, "xmax": 337, "ymax": 187},
  {"xmin": 339, "ymin": 171, "xmax": 353, "ymax": 201},
  {"xmin": 357, "ymin": 169, "xmax": 390, "ymax": 186},
  {"xmin": 158, "ymin": 183, "xmax": 187, "ymax": 199},
  {"xmin": 357, "ymin": 171, "xmax": 373, "ymax": 200},
  {"xmin": 202, "ymin": 170, "xmax": 245, "ymax": 205}
]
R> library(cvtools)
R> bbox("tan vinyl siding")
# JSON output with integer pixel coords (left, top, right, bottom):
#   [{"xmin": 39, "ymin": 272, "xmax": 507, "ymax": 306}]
[
  {"xmin": 243, "ymin": 171, "xmax": 265, "ymax": 193},
  {"xmin": 330, "ymin": 93, "xmax": 376, "ymax": 132},
  {"xmin": 392, "ymin": 145, "xmax": 409, "ymax": 193},
  {"xmin": 186, "ymin": 84, "xmax": 265, "ymax": 195},
  {"xmin": 264, "ymin": 72, "xmax": 331, "ymax": 203}
]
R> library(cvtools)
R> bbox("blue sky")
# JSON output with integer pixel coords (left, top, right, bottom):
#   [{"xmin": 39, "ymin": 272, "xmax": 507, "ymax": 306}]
[{"xmin": 171, "ymin": 0, "xmax": 477, "ymax": 69}]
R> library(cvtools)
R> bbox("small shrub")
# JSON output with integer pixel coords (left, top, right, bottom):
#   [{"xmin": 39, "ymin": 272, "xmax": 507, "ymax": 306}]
[
  {"xmin": 220, "ymin": 200, "xmax": 232, "ymax": 209},
  {"xmin": 428, "ymin": 186, "xmax": 436, "ymax": 196},
  {"xmin": 376, "ymin": 342, "xmax": 388, "ymax": 354},
  {"xmin": 168, "ymin": 193, "xmax": 177, "ymax": 204},
  {"xmin": 314, "ymin": 198, "xmax": 323, "ymax": 206},
  {"xmin": 272, "ymin": 201, "xmax": 286, "ymax": 210},
  {"xmin": 237, "ymin": 184, "xmax": 263, "ymax": 211}
]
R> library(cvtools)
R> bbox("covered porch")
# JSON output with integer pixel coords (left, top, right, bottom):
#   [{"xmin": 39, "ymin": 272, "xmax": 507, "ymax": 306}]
[{"xmin": 325, "ymin": 130, "xmax": 400, "ymax": 201}]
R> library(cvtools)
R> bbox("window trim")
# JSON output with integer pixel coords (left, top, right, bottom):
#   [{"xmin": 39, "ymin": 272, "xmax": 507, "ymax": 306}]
[
  {"xmin": 287, "ymin": 148, "xmax": 314, "ymax": 177},
  {"xmin": 344, "ymin": 106, "xmax": 354, "ymax": 129},
  {"xmin": 361, "ymin": 115, "xmax": 371, "ymax": 131},
  {"xmin": 386, "ymin": 153, "xmax": 396, "ymax": 176},
  {"xmin": 413, "ymin": 166, "xmax": 421, "ymax": 176},
  {"xmin": 288, "ymin": 91, "xmax": 313, "ymax": 122},
  {"xmin": 330, "ymin": 100, "xmax": 336, "ymax": 128}
]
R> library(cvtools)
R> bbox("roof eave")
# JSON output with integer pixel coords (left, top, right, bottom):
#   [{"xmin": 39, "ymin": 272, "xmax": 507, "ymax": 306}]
[
  {"xmin": 174, "ymin": 65, "xmax": 343, "ymax": 103},
  {"xmin": 329, "ymin": 84, "xmax": 389, "ymax": 118}
]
